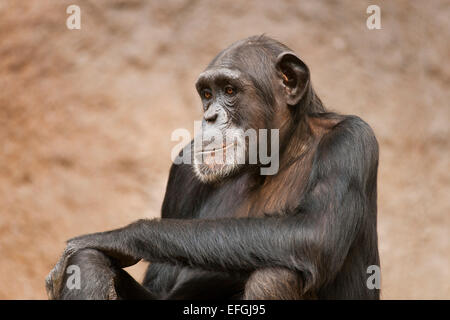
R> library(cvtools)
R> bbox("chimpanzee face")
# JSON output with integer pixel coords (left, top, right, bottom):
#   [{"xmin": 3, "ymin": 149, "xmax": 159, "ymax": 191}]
[
  {"xmin": 192, "ymin": 39, "xmax": 309, "ymax": 183},
  {"xmin": 193, "ymin": 67, "xmax": 254, "ymax": 183}
]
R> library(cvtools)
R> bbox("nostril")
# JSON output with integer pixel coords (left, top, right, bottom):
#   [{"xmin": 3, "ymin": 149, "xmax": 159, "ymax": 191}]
[{"xmin": 205, "ymin": 112, "xmax": 218, "ymax": 123}]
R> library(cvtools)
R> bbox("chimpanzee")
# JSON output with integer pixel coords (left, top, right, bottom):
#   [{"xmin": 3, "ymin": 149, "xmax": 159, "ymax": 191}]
[{"xmin": 46, "ymin": 35, "xmax": 380, "ymax": 300}]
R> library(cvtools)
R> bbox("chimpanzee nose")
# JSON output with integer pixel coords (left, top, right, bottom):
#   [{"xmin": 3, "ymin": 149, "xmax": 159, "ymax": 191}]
[{"xmin": 204, "ymin": 109, "xmax": 218, "ymax": 123}]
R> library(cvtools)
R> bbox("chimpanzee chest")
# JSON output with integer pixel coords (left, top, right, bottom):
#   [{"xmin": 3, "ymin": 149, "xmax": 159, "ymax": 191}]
[{"xmin": 195, "ymin": 164, "xmax": 311, "ymax": 219}]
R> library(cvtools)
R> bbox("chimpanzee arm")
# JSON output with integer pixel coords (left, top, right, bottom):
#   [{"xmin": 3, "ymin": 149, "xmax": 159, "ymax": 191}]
[{"xmin": 65, "ymin": 117, "xmax": 378, "ymax": 292}]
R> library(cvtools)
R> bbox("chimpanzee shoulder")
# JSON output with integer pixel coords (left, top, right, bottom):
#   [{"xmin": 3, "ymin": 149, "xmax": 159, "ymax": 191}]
[
  {"xmin": 309, "ymin": 113, "xmax": 379, "ymax": 194},
  {"xmin": 162, "ymin": 140, "xmax": 222, "ymax": 219}
]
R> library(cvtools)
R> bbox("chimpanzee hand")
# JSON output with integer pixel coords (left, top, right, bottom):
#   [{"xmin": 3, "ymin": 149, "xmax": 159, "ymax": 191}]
[
  {"xmin": 67, "ymin": 231, "xmax": 141, "ymax": 267},
  {"xmin": 45, "ymin": 229, "xmax": 141, "ymax": 299}
]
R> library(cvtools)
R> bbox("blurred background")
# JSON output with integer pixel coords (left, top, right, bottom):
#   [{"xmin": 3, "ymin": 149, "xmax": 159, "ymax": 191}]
[{"xmin": 0, "ymin": 0, "xmax": 448, "ymax": 299}]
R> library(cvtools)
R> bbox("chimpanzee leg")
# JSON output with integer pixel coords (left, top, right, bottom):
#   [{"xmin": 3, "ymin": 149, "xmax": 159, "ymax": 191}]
[
  {"xmin": 54, "ymin": 248, "xmax": 154, "ymax": 300},
  {"xmin": 243, "ymin": 268, "xmax": 315, "ymax": 300}
]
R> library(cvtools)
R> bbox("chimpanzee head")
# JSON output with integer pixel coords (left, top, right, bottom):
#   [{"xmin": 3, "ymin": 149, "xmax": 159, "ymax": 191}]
[{"xmin": 193, "ymin": 35, "xmax": 312, "ymax": 183}]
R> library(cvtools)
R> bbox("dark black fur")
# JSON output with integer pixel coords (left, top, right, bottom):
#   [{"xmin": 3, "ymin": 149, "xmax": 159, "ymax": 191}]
[{"xmin": 47, "ymin": 35, "xmax": 380, "ymax": 300}]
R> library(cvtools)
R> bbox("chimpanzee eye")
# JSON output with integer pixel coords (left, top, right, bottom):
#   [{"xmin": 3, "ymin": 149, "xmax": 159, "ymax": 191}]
[
  {"xmin": 202, "ymin": 89, "xmax": 212, "ymax": 100},
  {"xmin": 225, "ymin": 86, "xmax": 235, "ymax": 96}
]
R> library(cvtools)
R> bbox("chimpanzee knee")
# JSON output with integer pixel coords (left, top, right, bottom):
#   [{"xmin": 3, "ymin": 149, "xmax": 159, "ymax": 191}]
[
  {"xmin": 243, "ymin": 268, "xmax": 311, "ymax": 300},
  {"xmin": 55, "ymin": 248, "xmax": 119, "ymax": 299}
]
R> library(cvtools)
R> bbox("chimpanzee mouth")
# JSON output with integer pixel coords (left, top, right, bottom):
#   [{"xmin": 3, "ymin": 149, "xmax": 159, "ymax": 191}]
[{"xmin": 195, "ymin": 142, "xmax": 236, "ymax": 155}]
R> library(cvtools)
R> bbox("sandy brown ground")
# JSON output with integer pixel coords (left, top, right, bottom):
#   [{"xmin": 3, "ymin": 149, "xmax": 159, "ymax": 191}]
[{"xmin": 0, "ymin": 0, "xmax": 448, "ymax": 299}]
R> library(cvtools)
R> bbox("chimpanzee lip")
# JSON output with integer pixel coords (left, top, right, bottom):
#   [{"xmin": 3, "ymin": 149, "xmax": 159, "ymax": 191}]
[{"xmin": 196, "ymin": 143, "xmax": 236, "ymax": 154}]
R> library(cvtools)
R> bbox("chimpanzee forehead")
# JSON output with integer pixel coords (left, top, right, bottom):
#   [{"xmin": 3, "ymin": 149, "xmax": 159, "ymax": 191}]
[
  {"xmin": 196, "ymin": 67, "xmax": 242, "ymax": 86},
  {"xmin": 210, "ymin": 46, "xmax": 275, "ymax": 71},
  {"xmin": 200, "ymin": 49, "xmax": 274, "ymax": 86}
]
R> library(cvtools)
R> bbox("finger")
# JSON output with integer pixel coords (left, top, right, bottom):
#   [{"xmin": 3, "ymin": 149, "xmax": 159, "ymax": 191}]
[
  {"xmin": 45, "ymin": 250, "xmax": 73, "ymax": 299},
  {"xmin": 45, "ymin": 272, "xmax": 55, "ymax": 299}
]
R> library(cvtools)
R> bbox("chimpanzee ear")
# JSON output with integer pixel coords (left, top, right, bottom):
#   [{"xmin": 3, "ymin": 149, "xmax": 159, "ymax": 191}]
[{"xmin": 275, "ymin": 52, "xmax": 310, "ymax": 106}]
